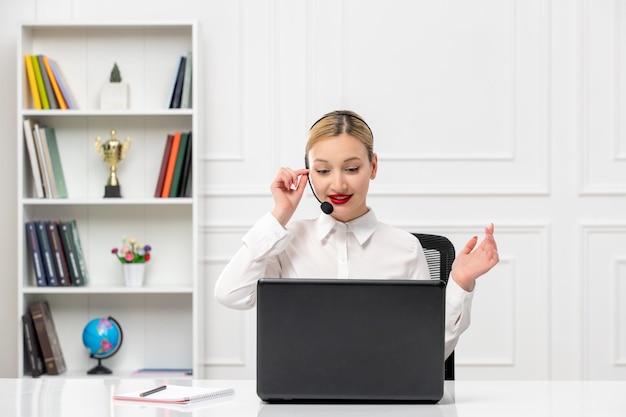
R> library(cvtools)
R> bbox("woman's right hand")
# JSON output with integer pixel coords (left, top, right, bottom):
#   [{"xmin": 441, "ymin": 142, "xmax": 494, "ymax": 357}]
[{"xmin": 270, "ymin": 167, "xmax": 309, "ymax": 227}]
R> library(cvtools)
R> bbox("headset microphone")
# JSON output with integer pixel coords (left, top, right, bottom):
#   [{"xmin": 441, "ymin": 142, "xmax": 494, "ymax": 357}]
[{"xmin": 304, "ymin": 157, "xmax": 334, "ymax": 215}]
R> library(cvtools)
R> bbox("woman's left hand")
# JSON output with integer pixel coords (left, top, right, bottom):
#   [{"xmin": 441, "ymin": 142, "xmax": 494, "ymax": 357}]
[{"xmin": 451, "ymin": 223, "xmax": 499, "ymax": 292}]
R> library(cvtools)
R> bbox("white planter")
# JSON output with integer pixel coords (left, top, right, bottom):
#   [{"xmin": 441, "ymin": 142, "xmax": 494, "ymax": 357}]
[
  {"xmin": 122, "ymin": 263, "xmax": 145, "ymax": 287},
  {"xmin": 100, "ymin": 82, "xmax": 129, "ymax": 110}
]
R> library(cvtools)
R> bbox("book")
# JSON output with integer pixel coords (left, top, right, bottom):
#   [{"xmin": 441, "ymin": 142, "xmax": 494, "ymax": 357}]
[
  {"xmin": 69, "ymin": 219, "xmax": 89, "ymax": 285},
  {"xmin": 178, "ymin": 132, "xmax": 192, "ymax": 197},
  {"xmin": 22, "ymin": 312, "xmax": 45, "ymax": 377},
  {"xmin": 154, "ymin": 134, "xmax": 174, "ymax": 197},
  {"xmin": 24, "ymin": 55, "xmax": 42, "ymax": 109},
  {"xmin": 25, "ymin": 222, "xmax": 47, "ymax": 287},
  {"xmin": 169, "ymin": 56, "xmax": 186, "ymax": 109},
  {"xmin": 169, "ymin": 132, "xmax": 189, "ymax": 197},
  {"xmin": 181, "ymin": 51, "xmax": 192, "ymax": 109},
  {"xmin": 113, "ymin": 384, "xmax": 234, "ymax": 405},
  {"xmin": 48, "ymin": 58, "xmax": 76, "ymax": 109},
  {"xmin": 42, "ymin": 127, "xmax": 68, "ymax": 198},
  {"xmin": 33, "ymin": 123, "xmax": 55, "ymax": 198},
  {"xmin": 28, "ymin": 300, "xmax": 66, "ymax": 375},
  {"xmin": 58, "ymin": 221, "xmax": 84, "ymax": 286},
  {"xmin": 161, "ymin": 132, "xmax": 182, "ymax": 197},
  {"xmin": 37, "ymin": 55, "xmax": 59, "ymax": 109},
  {"xmin": 23, "ymin": 119, "xmax": 45, "ymax": 198},
  {"xmin": 36, "ymin": 221, "xmax": 58, "ymax": 286},
  {"xmin": 46, "ymin": 221, "xmax": 71, "ymax": 286},
  {"xmin": 42, "ymin": 55, "xmax": 68, "ymax": 110},
  {"xmin": 31, "ymin": 55, "xmax": 49, "ymax": 109}
]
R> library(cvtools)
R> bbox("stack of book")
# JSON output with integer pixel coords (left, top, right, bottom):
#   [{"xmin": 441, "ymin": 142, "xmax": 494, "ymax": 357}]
[
  {"xmin": 23, "ymin": 119, "xmax": 67, "ymax": 199},
  {"xmin": 24, "ymin": 54, "xmax": 76, "ymax": 110},
  {"xmin": 154, "ymin": 132, "xmax": 192, "ymax": 198},
  {"xmin": 22, "ymin": 300, "xmax": 66, "ymax": 377},
  {"xmin": 25, "ymin": 220, "xmax": 89, "ymax": 287},
  {"xmin": 168, "ymin": 52, "xmax": 192, "ymax": 109}
]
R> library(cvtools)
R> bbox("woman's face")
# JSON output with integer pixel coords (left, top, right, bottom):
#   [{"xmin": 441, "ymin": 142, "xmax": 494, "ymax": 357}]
[{"xmin": 307, "ymin": 133, "xmax": 377, "ymax": 222}]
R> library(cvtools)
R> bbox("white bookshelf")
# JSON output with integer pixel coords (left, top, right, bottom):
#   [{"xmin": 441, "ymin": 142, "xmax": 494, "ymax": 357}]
[{"xmin": 16, "ymin": 21, "xmax": 200, "ymax": 378}]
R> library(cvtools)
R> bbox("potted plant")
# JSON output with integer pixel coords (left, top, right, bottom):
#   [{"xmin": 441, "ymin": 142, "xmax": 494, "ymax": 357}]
[
  {"xmin": 112, "ymin": 236, "xmax": 152, "ymax": 286},
  {"xmin": 100, "ymin": 62, "xmax": 129, "ymax": 110}
]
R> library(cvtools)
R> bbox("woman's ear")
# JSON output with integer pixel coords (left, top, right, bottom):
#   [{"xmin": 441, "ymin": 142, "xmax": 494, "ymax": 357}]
[{"xmin": 370, "ymin": 153, "xmax": 378, "ymax": 180}]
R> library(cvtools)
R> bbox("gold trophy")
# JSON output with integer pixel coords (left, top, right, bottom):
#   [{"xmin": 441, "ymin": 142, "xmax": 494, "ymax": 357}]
[{"xmin": 94, "ymin": 130, "xmax": 131, "ymax": 198}]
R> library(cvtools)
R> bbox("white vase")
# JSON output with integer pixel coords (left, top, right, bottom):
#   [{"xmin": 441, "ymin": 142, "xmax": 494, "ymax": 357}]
[
  {"xmin": 122, "ymin": 263, "xmax": 145, "ymax": 287},
  {"xmin": 100, "ymin": 82, "xmax": 129, "ymax": 110}
]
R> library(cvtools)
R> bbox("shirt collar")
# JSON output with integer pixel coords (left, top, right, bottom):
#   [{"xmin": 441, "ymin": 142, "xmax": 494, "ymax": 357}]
[{"xmin": 316, "ymin": 209, "xmax": 378, "ymax": 245}]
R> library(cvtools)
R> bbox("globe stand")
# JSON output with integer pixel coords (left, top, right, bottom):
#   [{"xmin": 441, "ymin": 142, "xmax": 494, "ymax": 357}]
[{"xmin": 87, "ymin": 357, "xmax": 112, "ymax": 375}]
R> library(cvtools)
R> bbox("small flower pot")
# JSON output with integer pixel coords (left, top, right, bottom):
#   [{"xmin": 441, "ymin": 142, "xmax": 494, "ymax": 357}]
[
  {"xmin": 100, "ymin": 82, "xmax": 129, "ymax": 110},
  {"xmin": 122, "ymin": 263, "xmax": 145, "ymax": 287}
]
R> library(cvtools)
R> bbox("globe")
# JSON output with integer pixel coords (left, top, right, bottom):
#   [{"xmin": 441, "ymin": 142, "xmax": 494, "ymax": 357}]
[{"xmin": 82, "ymin": 316, "xmax": 123, "ymax": 375}]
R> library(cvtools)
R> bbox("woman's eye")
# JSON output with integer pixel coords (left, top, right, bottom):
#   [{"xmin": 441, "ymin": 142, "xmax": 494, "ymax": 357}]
[
  {"xmin": 345, "ymin": 167, "xmax": 360, "ymax": 173},
  {"xmin": 316, "ymin": 169, "xmax": 330, "ymax": 175}
]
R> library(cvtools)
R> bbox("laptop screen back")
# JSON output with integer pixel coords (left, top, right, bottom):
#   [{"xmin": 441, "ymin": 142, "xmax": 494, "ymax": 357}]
[{"xmin": 256, "ymin": 278, "xmax": 446, "ymax": 403}]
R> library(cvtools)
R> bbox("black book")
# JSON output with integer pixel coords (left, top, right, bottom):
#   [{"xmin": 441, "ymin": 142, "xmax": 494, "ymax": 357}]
[
  {"xmin": 178, "ymin": 131, "xmax": 193, "ymax": 197},
  {"xmin": 58, "ymin": 221, "xmax": 85, "ymax": 286},
  {"xmin": 25, "ymin": 222, "xmax": 46, "ymax": 287},
  {"xmin": 46, "ymin": 221, "xmax": 71, "ymax": 286},
  {"xmin": 36, "ymin": 221, "xmax": 58, "ymax": 286},
  {"xmin": 22, "ymin": 312, "xmax": 45, "ymax": 377},
  {"xmin": 169, "ymin": 56, "xmax": 187, "ymax": 109}
]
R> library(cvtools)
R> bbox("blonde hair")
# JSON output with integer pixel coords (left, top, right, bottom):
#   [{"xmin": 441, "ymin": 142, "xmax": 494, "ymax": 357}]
[{"xmin": 306, "ymin": 110, "xmax": 374, "ymax": 163}]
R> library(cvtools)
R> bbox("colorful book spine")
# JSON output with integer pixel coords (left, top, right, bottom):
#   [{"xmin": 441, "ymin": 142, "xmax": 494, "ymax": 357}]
[
  {"xmin": 24, "ymin": 55, "xmax": 42, "ymax": 109},
  {"xmin": 42, "ymin": 55, "xmax": 68, "ymax": 110},
  {"xmin": 37, "ymin": 55, "xmax": 59, "ymax": 109},
  {"xmin": 161, "ymin": 132, "xmax": 182, "ymax": 197},
  {"xmin": 48, "ymin": 59, "xmax": 76, "ymax": 109},
  {"xmin": 70, "ymin": 220, "xmax": 89, "ymax": 285},
  {"xmin": 31, "ymin": 55, "xmax": 49, "ymax": 109},
  {"xmin": 154, "ymin": 134, "xmax": 174, "ymax": 197},
  {"xmin": 25, "ymin": 222, "xmax": 46, "ymax": 287},
  {"xmin": 169, "ymin": 132, "xmax": 189, "ymax": 197},
  {"xmin": 178, "ymin": 132, "xmax": 193, "ymax": 197}
]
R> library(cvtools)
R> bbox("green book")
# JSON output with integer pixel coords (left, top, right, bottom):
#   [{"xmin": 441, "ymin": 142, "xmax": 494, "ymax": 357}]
[
  {"xmin": 169, "ymin": 132, "xmax": 189, "ymax": 197},
  {"xmin": 43, "ymin": 127, "xmax": 68, "ymax": 198},
  {"xmin": 31, "ymin": 55, "xmax": 49, "ymax": 109}
]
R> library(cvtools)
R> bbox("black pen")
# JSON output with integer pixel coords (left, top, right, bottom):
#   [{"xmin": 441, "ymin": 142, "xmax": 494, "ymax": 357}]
[{"xmin": 140, "ymin": 385, "xmax": 167, "ymax": 397}]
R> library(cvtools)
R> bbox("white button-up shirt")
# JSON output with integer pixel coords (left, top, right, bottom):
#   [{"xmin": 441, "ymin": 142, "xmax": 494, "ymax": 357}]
[{"xmin": 214, "ymin": 210, "xmax": 473, "ymax": 359}]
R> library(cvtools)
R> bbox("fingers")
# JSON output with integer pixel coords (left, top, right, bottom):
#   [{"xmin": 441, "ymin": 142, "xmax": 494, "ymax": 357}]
[
  {"xmin": 461, "ymin": 235, "xmax": 479, "ymax": 255},
  {"xmin": 272, "ymin": 167, "xmax": 309, "ymax": 191}
]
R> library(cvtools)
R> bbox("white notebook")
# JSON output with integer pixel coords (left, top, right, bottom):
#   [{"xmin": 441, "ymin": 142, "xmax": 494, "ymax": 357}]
[{"xmin": 113, "ymin": 384, "xmax": 234, "ymax": 405}]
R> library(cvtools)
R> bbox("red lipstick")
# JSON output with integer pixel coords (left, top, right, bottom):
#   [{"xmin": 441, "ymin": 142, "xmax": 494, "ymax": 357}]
[{"xmin": 328, "ymin": 194, "xmax": 351, "ymax": 205}]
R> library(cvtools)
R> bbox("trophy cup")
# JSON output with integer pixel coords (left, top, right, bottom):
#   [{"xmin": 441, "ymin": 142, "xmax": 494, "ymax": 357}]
[{"xmin": 94, "ymin": 130, "xmax": 131, "ymax": 198}]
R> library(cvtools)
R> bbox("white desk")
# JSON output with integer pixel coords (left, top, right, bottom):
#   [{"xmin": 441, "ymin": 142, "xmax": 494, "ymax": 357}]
[{"xmin": 2, "ymin": 378, "xmax": 625, "ymax": 416}]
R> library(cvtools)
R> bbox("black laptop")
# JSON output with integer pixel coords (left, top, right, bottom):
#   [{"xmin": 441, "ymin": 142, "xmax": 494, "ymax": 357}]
[{"xmin": 256, "ymin": 278, "xmax": 446, "ymax": 403}]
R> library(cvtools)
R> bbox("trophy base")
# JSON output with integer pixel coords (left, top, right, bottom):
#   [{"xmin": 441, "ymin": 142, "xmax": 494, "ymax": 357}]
[{"xmin": 104, "ymin": 185, "xmax": 122, "ymax": 198}]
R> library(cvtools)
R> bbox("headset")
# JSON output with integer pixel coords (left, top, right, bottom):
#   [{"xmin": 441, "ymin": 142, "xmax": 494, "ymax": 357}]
[{"xmin": 304, "ymin": 111, "xmax": 373, "ymax": 215}]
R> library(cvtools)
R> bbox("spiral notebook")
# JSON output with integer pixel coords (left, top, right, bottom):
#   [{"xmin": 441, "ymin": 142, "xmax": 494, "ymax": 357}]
[{"xmin": 113, "ymin": 384, "xmax": 234, "ymax": 405}]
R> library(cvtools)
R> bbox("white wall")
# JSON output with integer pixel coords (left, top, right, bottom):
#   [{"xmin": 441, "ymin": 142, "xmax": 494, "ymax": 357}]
[{"xmin": 1, "ymin": 0, "xmax": 625, "ymax": 380}]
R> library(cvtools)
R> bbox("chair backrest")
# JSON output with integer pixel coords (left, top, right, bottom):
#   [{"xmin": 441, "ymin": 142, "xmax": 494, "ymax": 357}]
[{"xmin": 412, "ymin": 233, "xmax": 456, "ymax": 381}]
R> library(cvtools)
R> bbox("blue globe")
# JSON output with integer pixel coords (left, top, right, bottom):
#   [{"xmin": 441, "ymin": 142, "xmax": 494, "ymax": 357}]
[{"xmin": 82, "ymin": 316, "xmax": 123, "ymax": 374}]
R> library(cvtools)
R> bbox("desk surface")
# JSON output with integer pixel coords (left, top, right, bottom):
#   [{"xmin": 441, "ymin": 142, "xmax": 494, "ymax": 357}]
[{"xmin": 2, "ymin": 378, "xmax": 625, "ymax": 416}]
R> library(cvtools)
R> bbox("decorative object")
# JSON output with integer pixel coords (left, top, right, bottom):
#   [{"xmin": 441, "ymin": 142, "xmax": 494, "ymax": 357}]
[
  {"xmin": 94, "ymin": 130, "xmax": 131, "ymax": 198},
  {"xmin": 82, "ymin": 316, "xmax": 123, "ymax": 375},
  {"xmin": 112, "ymin": 236, "xmax": 152, "ymax": 287},
  {"xmin": 122, "ymin": 263, "xmax": 145, "ymax": 287},
  {"xmin": 100, "ymin": 62, "xmax": 129, "ymax": 110}
]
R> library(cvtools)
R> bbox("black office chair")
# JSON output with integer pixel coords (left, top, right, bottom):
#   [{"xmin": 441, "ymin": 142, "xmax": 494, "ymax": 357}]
[{"xmin": 412, "ymin": 233, "xmax": 456, "ymax": 381}]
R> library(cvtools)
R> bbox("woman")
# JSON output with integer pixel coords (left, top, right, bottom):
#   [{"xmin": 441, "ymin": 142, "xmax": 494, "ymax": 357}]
[{"xmin": 214, "ymin": 110, "xmax": 499, "ymax": 358}]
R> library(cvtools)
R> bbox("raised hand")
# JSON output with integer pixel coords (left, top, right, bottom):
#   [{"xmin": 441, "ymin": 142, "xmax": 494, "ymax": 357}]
[
  {"xmin": 450, "ymin": 223, "xmax": 499, "ymax": 292},
  {"xmin": 270, "ymin": 167, "xmax": 309, "ymax": 227}
]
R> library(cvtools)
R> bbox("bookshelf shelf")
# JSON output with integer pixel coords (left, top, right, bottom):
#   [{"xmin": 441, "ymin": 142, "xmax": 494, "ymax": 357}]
[{"xmin": 17, "ymin": 21, "xmax": 200, "ymax": 378}]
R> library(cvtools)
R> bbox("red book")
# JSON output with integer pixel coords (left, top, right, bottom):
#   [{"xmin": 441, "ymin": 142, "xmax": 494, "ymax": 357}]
[
  {"xmin": 161, "ymin": 132, "xmax": 181, "ymax": 198},
  {"xmin": 154, "ymin": 134, "xmax": 174, "ymax": 197}
]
